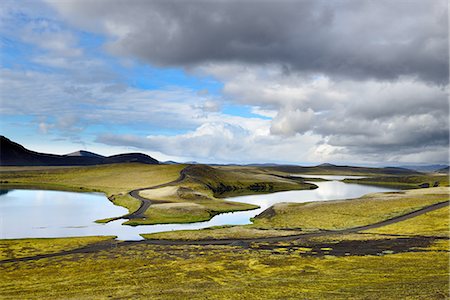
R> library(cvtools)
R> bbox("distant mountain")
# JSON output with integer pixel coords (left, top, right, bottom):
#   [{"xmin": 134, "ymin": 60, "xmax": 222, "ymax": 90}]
[
  {"xmin": 397, "ymin": 164, "xmax": 449, "ymax": 173},
  {"xmin": 0, "ymin": 136, "xmax": 159, "ymax": 166},
  {"xmin": 65, "ymin": 150, "xmax": 105, "ymax": 159},
  {"xmin": 103, "ymin": 153, "xmax": 158, "ymax": 165},
  {"xmin": 266, "ymin": 164, "xmax": 421, "ymax": 176},
  {"xmin": 245, "ymin": 163, "xmax": 281, "ymax": 167},
  {"xmin": 317, "ymin": 163, "xmax": 336, "ymax": 167},
  {"xmin": 163, "ymin": 160, "xmax": 180, "ymax": 165},
  {"xmin": 436, "ymin": 166, "xmax": 449, "ymax": 173}
]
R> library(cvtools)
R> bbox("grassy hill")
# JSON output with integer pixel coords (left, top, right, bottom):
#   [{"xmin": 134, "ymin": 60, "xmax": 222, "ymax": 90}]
[{"xmin": 266, "ymin": 164, "xmax": 421, "ymax": 176}]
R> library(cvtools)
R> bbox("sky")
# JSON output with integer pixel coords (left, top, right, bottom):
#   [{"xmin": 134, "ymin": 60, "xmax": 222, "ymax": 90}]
[{"xmin": 0, "ymin": 0, "xmax": 448, "ymax": 166}]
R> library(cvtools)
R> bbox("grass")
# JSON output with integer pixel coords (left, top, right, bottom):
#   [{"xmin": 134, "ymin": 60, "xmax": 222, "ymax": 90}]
[
  {"xmin": 182, "ymin": 165, "xmax": 317, "ymax": 197},
  {"xmin": 142, "ymin": 226, "xmax": 302, "ymax": 240},
  {"xmin": 0, "ymin": 163, "xmax": 185, "ymax": 193},
  {"xmin": 141, "ymin": 186, "xmax": 449, "ymax": 240},
  {"xmin": 343, "ymin": 174, "xmax": 449, "ymax": 189},
  {"xmin": 0, "ymin": 163, "xmax": 185, "ymax": 215},
  {"xmin": 366, "ymin": 205, "xmax": 450, "ymax": 237},
  {"xmin": 124, "ymin": 185, "xmax": 258, "ymax": 225},
  {"xmin": 126, "ymin": 203, "xmax": 213, "ymax": 225},
  {"xmin": 1, "ymin": 179, "xmax": 449, "ymax": 298},
  {"xmin": 124, "ymin": 164, "xmax": 317, "ymax": 225},
  {"xmin": 266, "ymin": 165, "xmax": 421, "ymax": 176},
  {"xmin": 250, "ymin": 187, "xmax": 449, "ymax": 231},
  {"xmin": 1, "ymin": 239, "xmax": 448, "ymax": 299},
  {"xmin": 0, "ymin": 163, "xmax": 317, "ymax": 226},
  {"xmin": 0, "ymin": 236, "xmax": 115, "ymax": 260}
]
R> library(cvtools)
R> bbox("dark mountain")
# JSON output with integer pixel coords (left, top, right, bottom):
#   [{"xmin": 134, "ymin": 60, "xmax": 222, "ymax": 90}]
[
  {"xmin": 65, "ymin": 150, "xmax": 105, "ymax": 159},
  {"xmin": 103, "ymin": 153, "xmax": 158, "ymax": 165},
  {"xmin": 0, "ymin": 136, "xmax": 159, "ymax": 166},
  {"xmin": 266, "ymin": 164, "xmax": 421, "ymax": 176},
  {"xmin": 397, "ymin": 164, "xmax": 449, "ymax": 173},
  {"xmin": 436, "ymin": 166, "xmax": 449, "ymax": 173},
  {"xmin": 318, "ymin": 163, "xmax": 336, "ymax": 167},
  {"xmin": 244, "ymin": 163, "xmax": 281, "ymax": 167}
]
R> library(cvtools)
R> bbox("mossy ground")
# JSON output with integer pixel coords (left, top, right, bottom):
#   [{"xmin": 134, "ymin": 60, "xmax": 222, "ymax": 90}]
[
  {"xmin": 125, "ymin": 184, "xmax": 259, "ymax": 225},
  {"xmin": 126, "ymin": 164, "xmax": 316, "ymax": 225},
  {"xmin": 1, "ymin": 236, "xmax": 448, "ymax": 299},
  {"xmin": 0, "ymin": 163, "xmax": 315, "ymax": 225},
  {"xmin": 0, "ymin": 236, "xmax": 115, "ymax": 260},
  {"xmin": 343, "ymin": 174, "xmax": 449, "ymax": 189},
  {"xmin": 144, "ymin": 186, "xmax": 449, "ymax": 240},
  {"xmin": 251, "ymin": 187, "xmax": 449, "ymax": 231},
  {"xmin": 1, "ymin": 177, "xmax": 448, "ymax": 299},
  {"xmin": 366, "ymin": 205, "xmax": 449, "ymax": 237},
  {"xmin": 0, "ymin": 163, "xmax": 185, "ymax": 216},
  {"xmin": 143, "ymin": 226, "xmax": 302, "ymax": 240}
]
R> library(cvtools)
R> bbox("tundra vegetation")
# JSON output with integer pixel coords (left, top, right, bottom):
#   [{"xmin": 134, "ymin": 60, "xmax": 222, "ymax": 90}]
[
  {"xmin": 0, "ymin": 164, "xmax": 448, "ymax": 299},
  {"xmin": 1, "ymin": 199, "xmax": 448, "ymax": 299},
  {"xmin": 0, "ymin": 163, "xmax": 316, "ymax": 225}
]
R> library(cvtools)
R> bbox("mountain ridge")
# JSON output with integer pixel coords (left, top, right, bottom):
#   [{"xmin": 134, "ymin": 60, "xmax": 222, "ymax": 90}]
[
  {"xmin": 0, "ymin": 136, "xmax": 158, "ymax": 166},
  {"xmin": 65, "ymin": 150, "xmax": 105, "ymax": 159}
]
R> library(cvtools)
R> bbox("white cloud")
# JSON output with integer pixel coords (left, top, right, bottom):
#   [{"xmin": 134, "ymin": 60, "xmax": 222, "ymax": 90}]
[
  {"xmin": 270, "ymin": 108, "xmax": 314, "ymax": 136},
  {"xmin": 1, "ymin": 0, "xmax": 448, "ymax": 165},
  {"xmin": 97, "ymin": 122, "xmax": 322, "ymax": 164}
]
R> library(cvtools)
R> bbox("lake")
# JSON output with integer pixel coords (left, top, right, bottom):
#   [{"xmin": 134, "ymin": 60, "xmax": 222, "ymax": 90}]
[{"xmin": 0, "ymin": 176, "xmax": 396, "ymax": 240}]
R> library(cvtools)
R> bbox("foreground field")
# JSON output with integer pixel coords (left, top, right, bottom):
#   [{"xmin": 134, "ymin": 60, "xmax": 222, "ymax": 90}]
[
  {"xmin": 1, "ymin": 208, "xmax": 448, "ymax": 299},
  {"xmin": 1, "ymin": 182, "xmax": 448, "ymax": 299},
  {"xmin": 1, "ymin": 165, "xmax": 448, "ymax": 298}
]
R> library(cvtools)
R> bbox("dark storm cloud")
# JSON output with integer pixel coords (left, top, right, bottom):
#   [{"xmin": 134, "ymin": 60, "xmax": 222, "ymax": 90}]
[
  {"xmin": 39, "ymin": 0, "xmax": 449, "ymax": 163},
  {"xmin": 48, "ymin": 0, "xmax": 448, "ymax": 84}
]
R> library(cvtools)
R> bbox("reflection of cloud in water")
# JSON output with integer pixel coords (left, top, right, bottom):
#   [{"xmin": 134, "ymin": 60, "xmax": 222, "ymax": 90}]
[{"xmin": 1, "ymin": 181, "xmax": 397, "ymax": 241}]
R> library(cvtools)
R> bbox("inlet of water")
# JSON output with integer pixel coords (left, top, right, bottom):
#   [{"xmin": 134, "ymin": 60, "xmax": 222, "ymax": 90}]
[{"xmin": 0, "ymin": 176, "xmax": 396, "ymax": 240}]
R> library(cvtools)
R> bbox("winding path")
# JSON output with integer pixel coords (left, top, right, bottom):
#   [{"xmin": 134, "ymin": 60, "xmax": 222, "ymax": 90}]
[
  {"xmin": 120, "ymin": 166, "xmax": 192, "ymax": 220},
  {"xmin": 1, "ymin": 200, "xmax": 448, "ymax": 264},
  {"xmin": 143, "ymin": 200, "xmax": 450, "ymax": 245}
]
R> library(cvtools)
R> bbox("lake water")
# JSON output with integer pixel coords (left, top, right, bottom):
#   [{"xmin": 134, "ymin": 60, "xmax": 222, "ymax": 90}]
[{"xmin": 0, "ymin": 176, "xmax": 396, "ymax": 241}]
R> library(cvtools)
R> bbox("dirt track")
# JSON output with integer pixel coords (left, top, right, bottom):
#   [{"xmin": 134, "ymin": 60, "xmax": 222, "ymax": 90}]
[
  {"xmin": 142, "ymin": 200, "xmax": 450, "ymax": 245},
  {"xmin": 121, "ymin": 166, "xmax": 193, "ymax": 219},
  {"xmin": 1, "ymin": 200, "xmax": 447, "ymax": 264}
]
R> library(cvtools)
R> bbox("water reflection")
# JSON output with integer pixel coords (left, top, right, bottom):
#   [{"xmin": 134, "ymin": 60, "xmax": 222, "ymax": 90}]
[{"xmin": 0, "ymin": 177, "xmax": 396, "ymax": 241}]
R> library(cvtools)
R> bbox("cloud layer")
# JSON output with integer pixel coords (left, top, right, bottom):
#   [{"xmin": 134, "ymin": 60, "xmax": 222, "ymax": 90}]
[
  {"xmin": 48, "ymin": 0, "xmax": 448, "ymax": 84},
  {"xmin": 1, "ymin": 0, "xmax": 448, "ymax": 164}
]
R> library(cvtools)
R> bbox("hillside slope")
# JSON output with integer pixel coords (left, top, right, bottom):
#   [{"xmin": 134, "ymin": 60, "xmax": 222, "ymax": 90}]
[{"xmin": 0, "ymin": 136, "xmax": 158, "ymax": 166}]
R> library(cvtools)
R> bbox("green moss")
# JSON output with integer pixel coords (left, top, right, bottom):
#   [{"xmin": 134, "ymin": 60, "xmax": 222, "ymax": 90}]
[
  {"xmin": 0, "ymin": 163, "xmax": 185, "ymax": 193},
  {"xmin": 124, "ymin": 203, "xmax": 212, "ymax": 225},
  {"xmin": 0, "ymin": 163, "xmax": 316, "ymax": 226},
  {"xmin": 2, "ymin": 189, "xmax": 449, "ymax": 299},
  {"xmin": 142, "ymin": 226, "xmax": 302, "ymax": 240},
  {"xmin": 0, "ymin": 242, "xmax": 447, "ymax": 299},
  {"xmin": 251, "ymin": 187, "xmax": 448, "ymax": 231},
  {"xmin": 343, "ymin": 174, "xmax": 449, "ymax": 189},
  {"xmin": 182, "ymin": 165, "xmax": 317, "ymax": 198},
  {"xmin": 0, "ymin": 236, "xmax": 115, "ymax": 260},
  {"xmin": 366, "ymin": 206, "xmax": 450, "ymax": 237}
]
